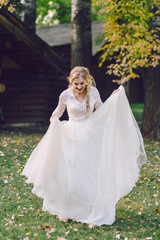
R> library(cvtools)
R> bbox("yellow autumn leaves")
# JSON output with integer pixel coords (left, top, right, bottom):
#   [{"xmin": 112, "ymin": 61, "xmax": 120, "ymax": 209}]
[
  {"xmin": 0, "ymin": 0, "xmax": 15, "ymax": 12},
  {"xmin": 93, "ymin": 0, "xmax": 160, "ymax": 83}
]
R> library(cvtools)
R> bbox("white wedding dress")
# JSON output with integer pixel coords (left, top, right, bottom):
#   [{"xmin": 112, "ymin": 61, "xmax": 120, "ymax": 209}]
[{"xmin": 21, "ymin": 85, "xmax": 147, "ymax": 226}]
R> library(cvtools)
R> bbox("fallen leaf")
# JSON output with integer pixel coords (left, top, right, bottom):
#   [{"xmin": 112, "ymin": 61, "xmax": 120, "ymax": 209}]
[
  {"xmin": 116, "ymin": 234, "xmax": 121, "ymax": 239},
  {"xmin": 65, "ymin": 230, "xmax": 70, "ymax": 236},
  {"xmin": 126, "ymin": 198, "xmax": 131, "ymax": 202},
  {"xmin": 37, "ymin": 225, "xmax": 43, "ymax": 230},
  {"xmin": 46, "ymin": 232, "xmax": 50, "ymax": 238},
  {"xmin": 139, "ymin": 205, "xmax": 143, "ymax": 209},
  {"xmin": 73, "ymin": 228, "xmax": 78, "ymax": 231},
  {"xmin": 155, "ymin": 201, "xmax": 158, "ymax": 206},
  {"xmin": 45, "ymin": 225, "xmax": 50, "ymax": 229}
]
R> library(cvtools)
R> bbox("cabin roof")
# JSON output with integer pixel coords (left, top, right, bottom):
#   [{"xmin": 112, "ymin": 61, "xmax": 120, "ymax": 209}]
[
  {"xmin": 36, "ymin": 22, "xmax": 105, "ymax": 55},
  {"xmin": 0, "ymin": 8, "xmax": 65, "ymax": 71}
]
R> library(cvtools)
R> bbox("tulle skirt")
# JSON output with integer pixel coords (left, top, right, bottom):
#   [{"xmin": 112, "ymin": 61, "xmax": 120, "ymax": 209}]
[{"xmin": 21, "ymin": 85, "xmax": 147, "ymax": 226}]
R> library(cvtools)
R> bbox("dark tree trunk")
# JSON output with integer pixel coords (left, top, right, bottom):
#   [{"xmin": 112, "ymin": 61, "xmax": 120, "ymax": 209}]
[
  {"xmin": 0, "ymin": 54, "xmax": 2, "ymax": 79},
  {"xmin": 0, "ymin": 53, "xmax": 4, "ymax": 121},
  {"xmin": 142, "ymin": 66, "xmax": 160, "ymax": 140},
  {"xmin": 71, "ymin": 0, "xmax": 92, "ymax": 69},
  {"xmin": 21, "ymin": 0, "xmax": 36, "ymax": 33},
  {"xmin": 141, "ymin": 8, "xmax": 160, "ymax": 141}
]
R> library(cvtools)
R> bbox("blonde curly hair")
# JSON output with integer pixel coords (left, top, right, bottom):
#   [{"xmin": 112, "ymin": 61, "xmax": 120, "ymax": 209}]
[{"xmin": 68, "ymin": 66, "xmax": 96, "ymax": 114}]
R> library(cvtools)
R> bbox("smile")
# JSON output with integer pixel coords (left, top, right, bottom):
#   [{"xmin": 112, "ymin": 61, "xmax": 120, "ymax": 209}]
[{"xmin": 77, "ymin": 88, "xmax": 84, "ymax": 91}]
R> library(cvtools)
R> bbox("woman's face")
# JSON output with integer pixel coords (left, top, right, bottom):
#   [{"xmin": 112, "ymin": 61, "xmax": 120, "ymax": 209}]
[{"xmin": 72, "ymin": 77, "xmax": 87, "ymax": 94}]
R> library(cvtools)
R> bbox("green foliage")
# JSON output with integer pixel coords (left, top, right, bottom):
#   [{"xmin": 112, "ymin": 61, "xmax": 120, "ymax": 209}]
[
  {"xmin": 94, "ymin": 0, "xmax": 160, "ymax": 84},
  {"xmin": 36, "ymin": 0, "xmax": 101, "ymax": 26},
  {"xmin": 36, "ymin": 0, "xmax": 71, "ymax": 26}
]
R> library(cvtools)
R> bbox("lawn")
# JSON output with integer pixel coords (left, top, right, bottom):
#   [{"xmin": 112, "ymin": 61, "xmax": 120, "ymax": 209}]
[
  {"xmin": 0, "ymin": 127, "xmax": 159, "ymax": 240},
  {"xmin": 131, "ymin": 103, "xmax": 144, "ymax": 125}
]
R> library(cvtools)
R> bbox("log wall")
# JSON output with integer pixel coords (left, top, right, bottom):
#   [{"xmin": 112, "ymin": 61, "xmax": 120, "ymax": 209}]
[{"xmin": 2, "ymin": 68, "xmax": 66, "ymax": 124}]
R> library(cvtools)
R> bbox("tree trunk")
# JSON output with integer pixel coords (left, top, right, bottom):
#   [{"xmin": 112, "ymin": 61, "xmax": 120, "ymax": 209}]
[
  {"xmin": 0, "ymin": 53, "xmax": 4, "ymax": 122},
  {"xmin": 141, "ymin": 7, "xmax": 160, "ymax": 141},
  {"xmin": 71, "ymin": 0, "xmax": 92, "ymax": 69},
  {"xmin": 142, "ymin": 66, "xmax": 160, "ymax": 140},
  {"xmin": 21, "ymin": 0, "xmax": 36, "ymax": 33},
  {"xmin": 123, "ymin": 81, "xmax": 130, "ymax": 101}
]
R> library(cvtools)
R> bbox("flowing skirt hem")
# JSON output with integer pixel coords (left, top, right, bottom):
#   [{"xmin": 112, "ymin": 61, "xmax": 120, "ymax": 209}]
[{"xmin": 21, "ymin": 85, "xmax": 147, "ymax": 226}]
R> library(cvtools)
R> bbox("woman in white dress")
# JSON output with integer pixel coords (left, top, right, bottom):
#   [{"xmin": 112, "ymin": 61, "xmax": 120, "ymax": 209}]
[{"xmin": 21, "ymin": 66, "xmax": 147, "ymax": 227}]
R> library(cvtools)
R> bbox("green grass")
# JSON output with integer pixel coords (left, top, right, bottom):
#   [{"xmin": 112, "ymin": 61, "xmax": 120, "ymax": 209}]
[
  {"xmin": 131, "ymin": 103, "xmax": 144, "ymax": 125},
  {"xmin": 0, "ymin": 129, "xmax": 160, "ymax": 240},
  {"xmin": 131, "ymin": 103, "xmax": 144, "ymax": 110}
]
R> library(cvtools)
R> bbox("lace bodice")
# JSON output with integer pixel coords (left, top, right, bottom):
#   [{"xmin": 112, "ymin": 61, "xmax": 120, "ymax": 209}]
[{"xmin": 53, "ymin": 86, "xmax": 103, "ymax": 120}]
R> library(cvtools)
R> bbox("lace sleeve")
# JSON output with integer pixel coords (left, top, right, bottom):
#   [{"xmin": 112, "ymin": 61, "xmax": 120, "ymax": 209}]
[
  {"xmin": 52, "ymin": 91, "xmax": 67, "ymax": 118},
  {"xmin": 93, "ymin": 88, "xmax": 103, "ymax": 110}
]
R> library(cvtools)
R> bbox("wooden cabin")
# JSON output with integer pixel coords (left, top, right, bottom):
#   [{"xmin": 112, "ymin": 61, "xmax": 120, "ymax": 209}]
[{"xmin": 0, "ymin": 7, "xmax": 68, "ymax": 124}]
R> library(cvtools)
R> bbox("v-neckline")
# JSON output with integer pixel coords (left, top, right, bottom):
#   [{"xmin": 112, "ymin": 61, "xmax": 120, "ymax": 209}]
[{"xmin": 70, "ymin": 87, "xmax": 86, "ymax": 104}]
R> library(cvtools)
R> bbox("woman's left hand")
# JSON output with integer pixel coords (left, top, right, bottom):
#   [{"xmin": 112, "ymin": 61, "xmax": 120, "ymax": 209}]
[{"xmin": 111, "ymin": 89, "xmax": 120, "ymax": 95}]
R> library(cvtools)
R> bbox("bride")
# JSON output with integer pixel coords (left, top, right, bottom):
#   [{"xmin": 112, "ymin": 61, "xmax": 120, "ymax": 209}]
[{"xmin": 21, "ymin": 66, "xmax": 147, "ymax": 226}]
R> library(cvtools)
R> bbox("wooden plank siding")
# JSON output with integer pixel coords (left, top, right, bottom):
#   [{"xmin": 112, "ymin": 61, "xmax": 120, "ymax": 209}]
[
  {"xmin": 0, "ymin": 8, "xmax": 68, "ymax": 125},
  {"xmin": 2, "ymin": 69, "xmax": 43, "ymax": 123},
  {"xmin": 2, "ymin": 68, "xmax": 67, "ymax": 124}
]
